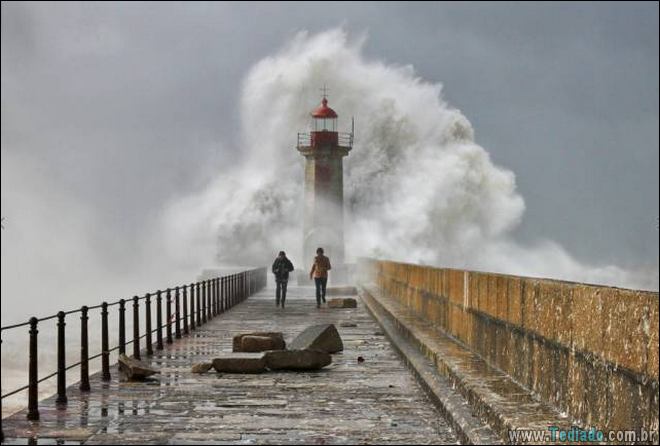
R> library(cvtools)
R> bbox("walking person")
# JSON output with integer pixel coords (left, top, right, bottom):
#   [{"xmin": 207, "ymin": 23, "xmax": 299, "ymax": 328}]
[
  {"xmin": 272, "ymin": 251, "xmax": 294, "ymax": 308},
  {"xmin": 309, "ymin": 247, "xmax": 331, "ymax": 308}
]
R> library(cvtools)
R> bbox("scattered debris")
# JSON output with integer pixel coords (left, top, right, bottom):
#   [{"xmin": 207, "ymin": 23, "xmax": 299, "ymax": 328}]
[
  {"xmin": 326, "ymin": 286, "xmax": 358, "ymax": 296},
  {"xmin": 240, "ymin": 335, "xmax": 281, "ymax": 352},
  {"xmin": 327, "ymin": 298, "xmax": 358, "ymax": 308},
  {"xmin": 212, "ymin": 353, "xmax": 268, "ymax": 374},
  {"xmin": 233, "ymin": 332, "xmax": 286, "ymax": 352},
  {"xmin": 264, "ymin": 349, "xmax": 332, "ymax": 371},
  {"xmin": 118, "ymin": 354, "xmax": 159, "ymax": 381},
  {"xmin": 203, "ymin": 325, "xmax": 342, "ymax": 375},
  {"xmin": 289, "ymin": 324, "xmax": 343, "ymax": 353},
  {"xmin": 191, "ymin": 363, "xmax": 213, "ymax": 374}
]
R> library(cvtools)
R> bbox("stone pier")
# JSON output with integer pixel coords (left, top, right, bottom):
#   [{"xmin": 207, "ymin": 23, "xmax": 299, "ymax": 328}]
[
  {"xmin": 2, "ymin": 286, "xmax": 459, "ymax": 445},
  {"xmin": 5, "ymin": 261, "xmax": 655, "ymax": 444}
]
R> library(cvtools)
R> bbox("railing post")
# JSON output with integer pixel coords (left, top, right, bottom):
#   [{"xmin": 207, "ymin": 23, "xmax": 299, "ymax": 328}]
[
  {"xmin": 208, "ymin": 280, "xmax": 213, "ymax": 318},
  {"xmin": 156, "ymin": 290, "xmax": 163, "ymax": 350},
  {"xmin": 80, "ymin": 306, "xmax": 90, "ymax": 392},
  {"xmin": 183, "ymin": 285, "xmax": 189, "ymax": 335},
  {"xmin": 211, "ymin": 279, "xmax": 216, "ymax": 317},
  {"xmin": 189, "ymin": 283, "xmax": 196, "ymax": 331},
  {"xmin": 218, "ymin": 277, "xmax": 224, "ymax": 313},
  {"xmin": 196, "ymin": 282, "xmax": 201, "ymax": 326},
  {"xmin": 228, "ymin": 275, "xmax": 232, "ymax": 308},
  {"xmin": 56, "ymin": 311, "xmax": 67, "ymax": 405},
  {"xmin": 228, "ymin": 276, "xmax": 232, "ymax": 308},
  {"xmin": 27, "ymin": 317, "xmax": 39, "ymax": 421},
  {"xmin": 201, "ymin": 282, "xmax": 207, "ymax": 324},
  {"xmin": 132, "ymin": 296, "xmax": 140, "ymax": 359},
  {"xmin": 207, "ymin": 280, "xmax": 212, "ymax": 321},
  {"xmin": 220, "ymin": 277, "xmax": 225, "ymax": 313},
  {"xmin": 214, "ymin": 278, "xmax": 219, "ymax": 316},
  {"xmin": 232, "ymin": 275, "xmax": 236, "ymax": 307},
  {"xmin": 1, "ymin": 339, "xmax": 3, "ymax": 443},
  {"xmin": 166, "ymin": 288, "xmax": 173, "ymax": 344},
  {"xmin": 101, "ymin": 302, "xmax": 111, "ymax": 381},
  {"xmin": 217, "ymin": 278, "xmax": 222, "ymax": 312},
  {"xmin": 219, "ymin": 277, "xmax": 223, "ymax": 311},
  {"xmin": 145, "ymin": 293, "xmax": 153, "ymax": 356},
  {"xmin": 118, "ymin": 299, "xmax": 126, "ymax": 355},
  {"xmin": 175, "ymin": 286, "xmax": 181, "ymax": 339}
]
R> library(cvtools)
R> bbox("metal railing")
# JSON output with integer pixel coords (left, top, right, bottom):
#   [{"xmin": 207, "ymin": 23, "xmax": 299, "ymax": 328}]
[
  {"xmin": 0, "ymin": 267, "xmax": 267, "ymax": 442},
  {"xmin": 296, "ymin": 131, "xmax": 354, "ymax": 149}
]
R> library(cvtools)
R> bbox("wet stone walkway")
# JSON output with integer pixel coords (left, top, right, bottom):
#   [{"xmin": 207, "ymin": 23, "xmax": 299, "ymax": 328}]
[{"xmin": 3, "ymin": 286, "xmax": 458, "ymax": 444}]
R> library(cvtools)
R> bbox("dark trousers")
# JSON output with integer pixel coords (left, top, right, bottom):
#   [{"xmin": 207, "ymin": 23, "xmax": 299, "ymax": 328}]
[
  {"xmin": 276, "ymin": 280, "xmax": 288, "ymax": 306},
  {"xmin": 314, "ymin": 277, "xmax": 328, "ymax": 305}
]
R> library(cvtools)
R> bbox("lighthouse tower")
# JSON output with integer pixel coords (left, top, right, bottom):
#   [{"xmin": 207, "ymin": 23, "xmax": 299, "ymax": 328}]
[{"xmin": 297, "ymin": 91, "xmax": 353, "ymax": 280}]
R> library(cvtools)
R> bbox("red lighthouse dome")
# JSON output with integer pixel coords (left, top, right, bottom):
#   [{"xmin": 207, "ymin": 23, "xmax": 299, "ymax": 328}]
[
  {"xmin": 311, "ymin": 97, "xmax": 338, "ymax": 119},
  {"xmin": 311, "ymin": 96, "xmax": 337, "ymax": 133}
]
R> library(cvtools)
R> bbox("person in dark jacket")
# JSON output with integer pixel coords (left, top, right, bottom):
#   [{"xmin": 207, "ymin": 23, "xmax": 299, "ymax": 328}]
[
  {"xmin": 272, "ymin": 251, "xmax": 294, "ymax": 308},
  {"xmin": 309, "ymin": 247, "xmax": 331, "ymax": 308}
]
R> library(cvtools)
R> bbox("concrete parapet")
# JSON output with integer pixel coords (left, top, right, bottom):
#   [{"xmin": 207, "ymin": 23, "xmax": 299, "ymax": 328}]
[{"xmin": 357, "ymin": 257, "xmax": 659, "ymax": 436}]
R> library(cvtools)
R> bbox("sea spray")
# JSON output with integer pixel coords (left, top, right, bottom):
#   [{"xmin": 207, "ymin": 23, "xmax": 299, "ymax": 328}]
[{"xmin": 163, "ymin": 28, "xmax": 657, "ymax": 291}]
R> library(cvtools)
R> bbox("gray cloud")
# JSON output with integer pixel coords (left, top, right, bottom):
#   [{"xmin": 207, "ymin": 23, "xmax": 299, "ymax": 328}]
[{"xmin": 2, "ymin": 2, "xmax": 657, "ymax": 320}]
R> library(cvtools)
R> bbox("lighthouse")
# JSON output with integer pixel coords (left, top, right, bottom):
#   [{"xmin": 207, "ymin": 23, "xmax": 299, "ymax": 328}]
[{"xmin": 297, "ymin": 90, "xmax": 353, "ymax": 281}]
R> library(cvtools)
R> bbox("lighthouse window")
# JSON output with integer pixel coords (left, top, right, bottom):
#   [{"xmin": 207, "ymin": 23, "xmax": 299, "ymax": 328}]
[
  {"xmin": 314, "ymin": 117, "xmax": 336, "ymax": 131},
  {"xmin": 314, "ymin": 118, "xmax": 335, "ymax": 132}
]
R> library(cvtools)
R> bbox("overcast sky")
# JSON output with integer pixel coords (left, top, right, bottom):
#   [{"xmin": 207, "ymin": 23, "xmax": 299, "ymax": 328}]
[{"xmin": 2, "ymin": 2, "xmax": 658, "ymax": 296}]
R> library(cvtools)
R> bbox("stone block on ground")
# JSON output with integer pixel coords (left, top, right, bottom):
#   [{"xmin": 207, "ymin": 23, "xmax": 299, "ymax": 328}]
[
  {"xmin": 212, "ymin": 353, "xmax": 267, "ymax": 374},
  {"xmin": 191, "ymin": 363, "xmax": 213, "ymax": 374},
  {"xmin": 240, "ymin": 335, "xmax": 282, "ymax": 352},
  {"xmin": 327, "ymin": 298, "xmax": 358, "ymax": 309},
  {"xmin": 264, "ymin": 350, "xmax": 332, "ymax": 371},
  {"xmin": 327, "ymin": 286, "xmax": 358, "ymax": 296},
  {"xmin": 118, "ymin": 354, "xmax": 159, "ymax": 381},
  {"xmin": 289, "ymin": 324, "xmax": 343, "ymax": 353},
  {"xmin": 232, "ymin": 332, "xmax": 285, "ymax": 352}
]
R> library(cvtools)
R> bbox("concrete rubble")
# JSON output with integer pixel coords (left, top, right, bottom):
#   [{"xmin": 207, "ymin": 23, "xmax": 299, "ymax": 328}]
[
  {"xmin": 118, "ymin": 354, "xmax": 159, "ymax": 381},
  {"xmin": 233, "ymin": 332, "xmax": 286, "ymax": 352},
  {"xmin": 288, "ymin": 323, "xmax": 344, "ymax": 353},
  {"xmin": 327, "ymin": 297, "xmax": 358, "ymax": 308},
  {"xmin": 212, "ymin": 353, "xmax": 269, "ymax": 374}
]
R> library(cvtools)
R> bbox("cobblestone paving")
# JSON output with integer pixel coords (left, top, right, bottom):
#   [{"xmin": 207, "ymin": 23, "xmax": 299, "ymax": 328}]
[{"xmin": 3, "ymin": 287, "xmax": 458, "ymax": 444}]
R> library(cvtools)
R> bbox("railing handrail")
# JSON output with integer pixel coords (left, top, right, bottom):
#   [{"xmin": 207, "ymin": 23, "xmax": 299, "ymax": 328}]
[
  {"xmin": 1, "ymin": 312, "xmax": 189, "ymax": 400},
  {"xmin": 296, "ymin": 131, "xmax": 354, "ymax": 149},
  {"xmin": 0, "ymin": 266, "xmax": 268, "ymax": 438},
  {"xmin": 1, "ymin": 271, "xmax": 254, "ymax": 332}
]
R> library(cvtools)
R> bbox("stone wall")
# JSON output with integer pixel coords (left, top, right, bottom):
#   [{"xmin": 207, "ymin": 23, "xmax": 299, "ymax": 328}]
[{"xmin": 358, "ymin": 258, "xmax": 659, "ymax": 433}]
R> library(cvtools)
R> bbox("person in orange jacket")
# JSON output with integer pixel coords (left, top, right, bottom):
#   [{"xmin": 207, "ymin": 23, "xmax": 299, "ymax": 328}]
[{"xmin": 309, "ymin": 247, "xmax": 331, "ymax": 308}]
